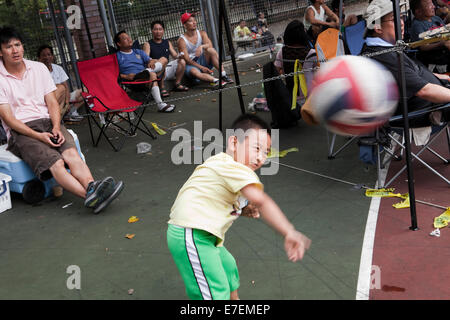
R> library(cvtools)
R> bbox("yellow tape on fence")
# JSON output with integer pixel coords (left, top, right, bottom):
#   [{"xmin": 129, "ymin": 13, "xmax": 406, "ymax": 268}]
[{"xmin": 291, "ymin": 60, "xmax": 308, "ymax": 110}]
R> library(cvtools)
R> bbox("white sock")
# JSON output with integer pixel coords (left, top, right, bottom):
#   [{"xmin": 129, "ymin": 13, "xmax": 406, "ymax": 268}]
[
  {"xmin": 146, "ymin": 62, "xmax": 163, "ymax": 74},
  {"xmin": 151, "ymin": 86, "xmax": 166, "ymax": 109},
  {"xmin": 221, "ymin": 71, "xmax": 227, "ymax": 77}
]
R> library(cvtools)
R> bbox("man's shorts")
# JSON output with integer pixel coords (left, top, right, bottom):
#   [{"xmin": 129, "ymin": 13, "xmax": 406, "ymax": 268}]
[
  {"xmin": 185, "ymin": 53, "xmax": 213, "ymax": 79},
  {"xmin": 167, "ymin": 224, "xmax": 240, "ymax": 300},
  {"xmin": 7, "ymin": 118, "xmax": 77, "ymax": 181}
]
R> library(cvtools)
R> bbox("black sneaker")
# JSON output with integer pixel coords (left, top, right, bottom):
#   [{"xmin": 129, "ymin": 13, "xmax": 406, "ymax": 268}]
[
  {"xmin": 84, "ymin": 177, "xmax": 115, "ymax": 208},
  {"xmin": 221, "ymin": 74, "xmax": 234, "ymax": 84},
  {"xmin": 93, "ymin": 180, "xmax": 124, "ymax": 214}
]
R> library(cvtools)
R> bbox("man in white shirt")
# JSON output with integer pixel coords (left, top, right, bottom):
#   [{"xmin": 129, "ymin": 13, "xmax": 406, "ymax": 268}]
[{"xmin": 37, "ymin": 45, "xmax": 83, "ymax": 122}]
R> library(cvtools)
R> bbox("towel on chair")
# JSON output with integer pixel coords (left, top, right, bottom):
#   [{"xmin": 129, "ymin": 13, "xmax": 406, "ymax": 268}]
[{"xmin": 410, "ymin": 127, "xmax": 431, "ymax": 146}]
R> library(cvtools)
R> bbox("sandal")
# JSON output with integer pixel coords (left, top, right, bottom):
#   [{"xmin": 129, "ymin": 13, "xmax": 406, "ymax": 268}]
[
  {"xmin": 174, "ymin": 83, "xmax": 189, "ymax": 91},
  {"xmin": 160, "ymin": 88, "xmax": 170, "ymax": 97},
  {"xmin": 158, "ymin": 104, "xmax": 176, "ymax": 113}
]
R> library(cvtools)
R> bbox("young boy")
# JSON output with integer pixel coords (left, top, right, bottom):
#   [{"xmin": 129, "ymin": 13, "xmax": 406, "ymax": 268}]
[{"xmin": 167, "ymin": 114, "xmax": 311, "ymax": 300}]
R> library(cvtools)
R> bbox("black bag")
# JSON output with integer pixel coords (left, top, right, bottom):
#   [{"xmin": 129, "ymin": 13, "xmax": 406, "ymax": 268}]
[
  {"xmin": 261, "ymin": 31, "xmax": 275, "ymax": 47},
  {"xmin": 263, "ymin": 62, "xmax": 300, "ymax": 128}
]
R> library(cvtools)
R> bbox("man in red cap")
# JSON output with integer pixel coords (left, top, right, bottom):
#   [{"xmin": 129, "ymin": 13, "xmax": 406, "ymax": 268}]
[{"xmin": 177, "ymin": 13, "xmax": 233, "ymax": 87}]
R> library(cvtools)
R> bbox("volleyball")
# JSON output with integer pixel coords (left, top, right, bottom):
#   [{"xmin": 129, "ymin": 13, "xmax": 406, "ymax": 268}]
[{"xmin": 309, "ymin": 55, "xmax": 399, "ymax": 136}]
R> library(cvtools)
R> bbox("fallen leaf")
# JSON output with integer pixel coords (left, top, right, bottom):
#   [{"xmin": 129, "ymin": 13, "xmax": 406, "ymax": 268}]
[
  {"xmin": 125, "ymin": 234, "xmax": 135, "ymax": 239},
  {"xmin": 211, "ymin": 99, "xmax": 217, "ymax": 102},
  {"xmin": 128, "ymin": 216, "xmax": 139, "ymax": 223},
  {"xmin": 128, "ymin": 288, "xmax": 134, "ymax": 295}
]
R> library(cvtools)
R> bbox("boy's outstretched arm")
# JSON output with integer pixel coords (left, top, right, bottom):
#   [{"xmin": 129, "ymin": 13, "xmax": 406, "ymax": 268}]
[{"xmin": 241, "ymin": 184, "xmax": 311, "ymax": 262}]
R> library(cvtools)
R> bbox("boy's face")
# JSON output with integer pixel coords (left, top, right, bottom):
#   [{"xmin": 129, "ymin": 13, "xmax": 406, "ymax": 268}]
[
  {"xmin": 0, "ymin": 38, "xmax": 24, "ymax": 66},
  {"xmin": 230, "ymin": 129, "xmax": 271, "ymax": 171}
]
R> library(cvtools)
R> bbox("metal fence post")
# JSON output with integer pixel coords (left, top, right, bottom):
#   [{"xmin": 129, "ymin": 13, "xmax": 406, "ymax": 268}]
[
  {"xmin": 105, "ymin": 0, "xmax": 118, "ymax": 37},
  {"xmin": 56, "ymin": 0, "xmax": 82, "ymax": 89},
  {"xmin": 204, "ymin": 0, "xmax": 219, "ymax": 52},
  {"xmin": 97, "ymin": 0, "xmax": 114, "ymax": 48},
  {"xmin": 391, "ymin": 0, "xmax": 418, "ymax": 230},
  {"xmin": 47, "ymin": 0, "xmax": 73, "ymax": 92}
]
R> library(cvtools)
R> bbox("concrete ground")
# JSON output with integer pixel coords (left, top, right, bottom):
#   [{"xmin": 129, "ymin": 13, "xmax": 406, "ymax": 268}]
[{"xmin": 0, "ymin": 53, "xmax": 378, "ymax": 300}]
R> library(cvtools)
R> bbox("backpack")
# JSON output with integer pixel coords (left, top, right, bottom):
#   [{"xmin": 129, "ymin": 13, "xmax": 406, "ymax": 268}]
[{"xmin": 262, "ymin": 62, "xmax": 300, "ymax": 128}]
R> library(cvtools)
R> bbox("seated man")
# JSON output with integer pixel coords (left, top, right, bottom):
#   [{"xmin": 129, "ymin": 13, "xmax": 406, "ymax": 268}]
[
  {"xmin": 142, "ymin": 20, "xmax": 189, "ymax": 97},
  {"xmin": 410, "ymin": 0, "xmax": 450, "ymax": 72},
  {"xmin": 37, "ymin": 44, "xmax": 84, "ymax": 122},
  {"xmin": 0, "ymin": 27, "xmax": 123, "ymax": 213},
  {"xmin": 114, "ymin": 30, "xmax": 175, "ymax": 113},
  {"xmin": 256, "ymin": 12, "xmax": 275, "ymax": 47},
  {"xmin": 234, "ymin": 19, "xmax": 251, "ymax": 39},
  {"xmin": 303, "ymin": 0, "xmax": 340, "ymax": 43},
  {"xmin": 330, "ymin": 0, "xmax": 359, "ymax": 27},
  {"xmin": 361, "ymin": 0, "xmax": 450, "ymax": 126},
  {"xmin": 434, "ymin": 0, "xmax": 450, "ymax": 23},
  {"xmin": 274, "ymin": 20, "xmax": 317, "ymax": 98},
  {"xmin": 178, "ymin": 13, "xmax": 233, "ymax": 87}
]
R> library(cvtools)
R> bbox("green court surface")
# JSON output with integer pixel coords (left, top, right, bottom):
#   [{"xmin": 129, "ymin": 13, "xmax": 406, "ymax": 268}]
[{"xmin": 0, "ymin": 56, "xmax": 377, "ymax": 300}]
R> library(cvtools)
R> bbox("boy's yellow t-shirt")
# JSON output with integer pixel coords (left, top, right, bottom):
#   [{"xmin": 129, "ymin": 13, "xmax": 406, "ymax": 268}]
[{"xmin": 168, "ymin": 152, "xmax": 263, "ymax": 246}]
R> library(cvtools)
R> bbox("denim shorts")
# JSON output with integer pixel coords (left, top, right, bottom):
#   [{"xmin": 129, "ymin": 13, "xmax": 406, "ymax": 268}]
[{"xmin": 185, "ymin": 53, "xmax": 213, "ymax": 79}]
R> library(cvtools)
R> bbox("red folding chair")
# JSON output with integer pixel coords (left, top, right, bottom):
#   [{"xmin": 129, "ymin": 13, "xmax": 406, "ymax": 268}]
[{"xmin": 77, "ymin": 54, "xmax": 156, "ymax": 152}]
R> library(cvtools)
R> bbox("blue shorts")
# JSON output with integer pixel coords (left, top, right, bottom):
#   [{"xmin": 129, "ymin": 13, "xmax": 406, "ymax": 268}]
[{"xmin": 185, "ymin": 53, "xmax": 213, "ymax": 80}]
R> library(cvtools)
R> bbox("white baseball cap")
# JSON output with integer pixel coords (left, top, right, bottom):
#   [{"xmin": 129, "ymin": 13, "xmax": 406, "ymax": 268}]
[{"xmin": 364, "ymin": 0, "xmax": 394, "ymax": 31}]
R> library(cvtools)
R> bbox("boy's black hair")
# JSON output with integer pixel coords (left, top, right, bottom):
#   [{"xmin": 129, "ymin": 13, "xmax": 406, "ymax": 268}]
[
  {"xmin": 113, "ymin": 30, "xmax": 127, "ymax": 47},
  {"xmin": 151, "ymin": 20, "xmax": 165, "ymax": 30},
  {"xmin": 0, "ymin": 26, "xmax": 23, "ymax": 46},
  {"xmin": 37, "ymin": 44, "xmax": 53, "ymax": 58},
  {"xmin": 231, "ymin": 113, "xmax": 271, "ymax": 136}
]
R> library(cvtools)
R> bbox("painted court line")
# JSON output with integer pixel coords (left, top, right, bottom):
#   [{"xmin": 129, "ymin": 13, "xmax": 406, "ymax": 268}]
[{"xmin": 356, "ymin": 159, "xmax": 391, "ymax": 300}]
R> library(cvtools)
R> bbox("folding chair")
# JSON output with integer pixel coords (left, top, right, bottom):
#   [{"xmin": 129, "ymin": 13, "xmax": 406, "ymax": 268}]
[
  {"xmin": 311, "ymin": 28, "xmax": 355, "ymax": 159},
  {"xmin": 77, "ymin": 54, "xmax": 157, "ymax": 152},
  {"xmin": 376, "ymin": 103, "xmax": 450, "ymax": 188},
  {"xmin": 343, "ymin": 20, "xmax": 366, "ymax": 56}
]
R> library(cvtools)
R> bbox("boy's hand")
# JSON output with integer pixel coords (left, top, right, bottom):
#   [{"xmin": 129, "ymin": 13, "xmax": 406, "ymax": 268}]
[
  {"xmin": 284, "ymin": 230, "xmax": 311, "ymax": 262},
  {"xmin": 241, "ymin": 203, "xmax": 260, "ymax": 219}
]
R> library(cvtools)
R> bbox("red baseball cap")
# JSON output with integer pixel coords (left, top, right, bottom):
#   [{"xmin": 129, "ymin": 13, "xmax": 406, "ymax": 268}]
[{"xmin": 181, "ymin": 12, "xmax": 193, "ymax": 24}]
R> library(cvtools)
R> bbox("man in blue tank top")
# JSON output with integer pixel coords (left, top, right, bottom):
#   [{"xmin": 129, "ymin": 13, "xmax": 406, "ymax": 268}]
[{"xmin": 143, "ymin": 21, "xmax": 189, "ymax": 97}]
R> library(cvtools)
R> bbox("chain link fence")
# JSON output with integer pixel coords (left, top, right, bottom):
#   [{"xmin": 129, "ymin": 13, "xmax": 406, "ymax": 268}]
[
  {"xmin": 110, "ymin": 0, "xmax": 206, "ymax": 47},
  {"xmin": 108, "ymin": 0, "xmax": 367, "ymax": 56},
  {"xmin": 0, "ymin": 0, "xmax": 78, "ymax": 64},
  {"xmin": 0, "ymin": 0, "xmax": 369, "ymax": 80}
]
